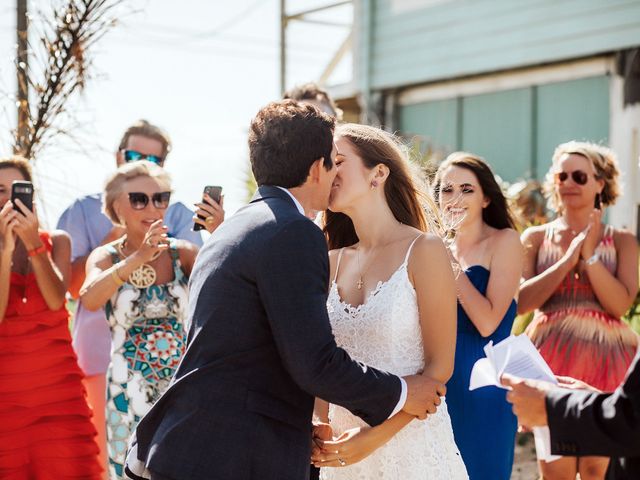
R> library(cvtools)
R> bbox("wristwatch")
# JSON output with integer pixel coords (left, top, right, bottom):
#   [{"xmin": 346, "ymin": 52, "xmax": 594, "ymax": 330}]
[{"xmin": 585, "ymin": 253, "xmax": 599, "ymax": 266}]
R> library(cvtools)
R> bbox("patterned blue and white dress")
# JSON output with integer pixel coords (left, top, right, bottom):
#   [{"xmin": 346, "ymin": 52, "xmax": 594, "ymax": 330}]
[{"xmin": 104, "ymin": 239, "xmax": 189, "ymax": 479}]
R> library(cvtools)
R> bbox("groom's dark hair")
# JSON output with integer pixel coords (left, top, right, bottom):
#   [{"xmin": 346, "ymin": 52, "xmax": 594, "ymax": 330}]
[{"xmin": 249, "ymin": 100, "xmax": 335, "ymax": 188}]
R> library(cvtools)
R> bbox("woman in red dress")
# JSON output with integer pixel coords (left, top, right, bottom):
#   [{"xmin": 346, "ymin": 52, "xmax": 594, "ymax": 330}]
[
  {"xmin": 0, "ymin": 156, "xmax": 101, "ymax": 479},
  {"xmin": 519, "ymin": 142, "xmax": 639, "ymax": 480}
]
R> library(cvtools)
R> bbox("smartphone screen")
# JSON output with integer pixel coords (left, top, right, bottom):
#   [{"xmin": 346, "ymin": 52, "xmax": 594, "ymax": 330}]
[
  {"xmin": 11, "ymin": 180, "xmax": 34, "ymax": 214},
  {"xmin": 194, "ymin": 185, "xmax": 222, "ymax": 231}
]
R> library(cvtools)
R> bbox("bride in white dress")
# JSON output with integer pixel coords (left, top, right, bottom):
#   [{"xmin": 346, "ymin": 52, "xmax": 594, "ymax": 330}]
[{"xmin": 312, "ymin": 124, "xmax": 468, "ymax": 479}]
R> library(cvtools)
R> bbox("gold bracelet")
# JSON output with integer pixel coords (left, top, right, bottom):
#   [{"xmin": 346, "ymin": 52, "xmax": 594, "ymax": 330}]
[{"xmin": 111, "ymin": 267, "xmax": 125, "ymax": 286}]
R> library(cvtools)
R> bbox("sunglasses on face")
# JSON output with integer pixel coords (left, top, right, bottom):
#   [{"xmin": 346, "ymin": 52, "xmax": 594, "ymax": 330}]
[
  {"xmin": 123, "ymin": 149, "xmax": 164, "ymax": 165},
  {"xmin": 127, "ymin": 191, "xmax": 171, "ymax": 210},
  {"xmin": 554, "ymin": 170, "xmax": 591, "ymax": 186}
]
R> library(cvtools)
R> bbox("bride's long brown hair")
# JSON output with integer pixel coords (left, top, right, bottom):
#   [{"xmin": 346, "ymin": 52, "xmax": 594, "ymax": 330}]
[{"xmin": 322, "ymin": 124, "xmax": 440, "ymax": 250}]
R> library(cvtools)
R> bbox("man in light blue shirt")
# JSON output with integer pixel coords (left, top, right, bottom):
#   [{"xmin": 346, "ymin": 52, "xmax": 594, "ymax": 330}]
[{"xmin": 56, "ymin": 120, "xmax": 207, "ymax": 472}]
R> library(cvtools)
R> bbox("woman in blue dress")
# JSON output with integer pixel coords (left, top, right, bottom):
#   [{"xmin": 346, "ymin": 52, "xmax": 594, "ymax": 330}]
[{"xmin": 433, "ymin": 152, "xmax": 523, "ymax": 480}]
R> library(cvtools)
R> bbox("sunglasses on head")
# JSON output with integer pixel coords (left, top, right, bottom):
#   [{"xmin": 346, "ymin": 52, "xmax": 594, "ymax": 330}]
[
  {"xmin": 123, "ymin": 149, "xmax": 164, "ymax": 165},
  {"xmin": 554, "ymin": 170, "xmax": 590, "ymax": 186},
  {"xmin": 128, "ymin": 191, "xmax": 171, "ymax": 210}
]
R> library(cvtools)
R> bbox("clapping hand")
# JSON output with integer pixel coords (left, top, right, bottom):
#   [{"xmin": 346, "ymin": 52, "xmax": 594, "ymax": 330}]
[
  {"xmin": 562, "ymin": 227, "xmax": 589, "ymax": 269},
  {"xmin": 580, "ymin": 209, "xmax": 602, "ymax": 260}
]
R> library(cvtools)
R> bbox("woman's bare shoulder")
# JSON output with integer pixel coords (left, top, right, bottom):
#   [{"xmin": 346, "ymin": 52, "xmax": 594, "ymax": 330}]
[{"xmin": 611, "ymin": 226, "xmax": 638, "ymax": 248}]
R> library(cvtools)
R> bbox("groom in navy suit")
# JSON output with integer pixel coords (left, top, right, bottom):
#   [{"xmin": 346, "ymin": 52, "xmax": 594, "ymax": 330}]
[{"xmin": 125, "ymin": 100, "xmax": 445, "ymax": 480}]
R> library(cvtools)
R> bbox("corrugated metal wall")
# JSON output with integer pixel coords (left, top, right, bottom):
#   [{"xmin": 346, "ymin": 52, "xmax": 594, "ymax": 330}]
[
  {"xmin": 398, "ymin": 76, "xmax": 610, "ymax": 181},
  {"xmin": 371, "ymin": 0, "xmax": 640, "ymax": 90}
]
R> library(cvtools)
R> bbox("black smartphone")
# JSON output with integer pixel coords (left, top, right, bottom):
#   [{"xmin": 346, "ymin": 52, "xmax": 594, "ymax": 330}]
[
  {"xmin": 594, "ymin": 193, "xmax": 602, "ymax": 210},
  {"xmin": 194, "ymin": 185, "xmax": 223, "ymax": 231},
  {"xmin": 11, "ymin": 180, "xmax": 34, "ymax": 214}
]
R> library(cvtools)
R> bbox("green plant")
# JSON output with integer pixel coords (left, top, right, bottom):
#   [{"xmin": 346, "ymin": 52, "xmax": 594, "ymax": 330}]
[{"xmin": 622, "ymin": 288, "xmax": 640, "ymax": 335}]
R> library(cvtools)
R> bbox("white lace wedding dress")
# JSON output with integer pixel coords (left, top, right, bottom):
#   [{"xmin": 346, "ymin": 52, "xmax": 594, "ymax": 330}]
[{"xmin": 321, "ymin": 237, "xmax": 468, "ymax": 479}]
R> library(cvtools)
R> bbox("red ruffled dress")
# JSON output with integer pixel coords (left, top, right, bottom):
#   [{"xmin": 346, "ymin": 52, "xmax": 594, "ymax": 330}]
[{"xmin": 0, "ymin": 232, "xmax": 102, "ymax": 479}]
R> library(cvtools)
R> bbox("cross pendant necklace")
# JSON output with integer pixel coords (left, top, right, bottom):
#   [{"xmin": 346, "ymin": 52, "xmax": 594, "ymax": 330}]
[{"xmin": 356, "ymin": 246, "xmax": 374, "ymax": 290}]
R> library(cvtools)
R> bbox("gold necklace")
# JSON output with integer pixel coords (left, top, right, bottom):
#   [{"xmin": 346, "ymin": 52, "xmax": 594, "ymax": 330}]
[
  {"xmin": 356, "ymin": 247, "xmax": 363, "ymax": 290},
  {"xmin": 355, "ymin": 244, "xmax": 385, "ymax": 290},
  {"xmin": 117, "ymin": 238, "xmax": 160, "ymax": 289}
]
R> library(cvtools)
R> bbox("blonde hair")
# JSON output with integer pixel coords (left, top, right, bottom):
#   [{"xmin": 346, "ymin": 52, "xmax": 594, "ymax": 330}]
[
  {"xmin": 103, "ymin": 160, "xmax": 171, "ymax": 225},
  {"xmin": 543, "ymin": 141, "xmax": 620, "ymax": 212}
]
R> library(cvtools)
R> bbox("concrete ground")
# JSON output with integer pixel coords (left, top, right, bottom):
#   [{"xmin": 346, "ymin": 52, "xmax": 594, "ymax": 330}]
[{"xmin": 511, "ymin": 433, "xmax": 540, "ymax": 480}]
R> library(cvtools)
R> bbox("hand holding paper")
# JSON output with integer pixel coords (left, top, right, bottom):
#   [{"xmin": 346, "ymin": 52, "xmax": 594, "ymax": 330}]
[{"xmin": 468, "ymin": 334, "xmax": 560, "ymax": 462}]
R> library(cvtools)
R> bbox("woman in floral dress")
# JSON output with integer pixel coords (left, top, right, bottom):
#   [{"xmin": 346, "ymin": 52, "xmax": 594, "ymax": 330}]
[{"xmin": 81, "ymin": 161, "xmax": 198, "ymax": 478}]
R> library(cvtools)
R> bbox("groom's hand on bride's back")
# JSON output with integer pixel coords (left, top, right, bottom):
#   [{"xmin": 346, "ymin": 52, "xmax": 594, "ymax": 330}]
[{"xmin": 402, "ymin": 375, "xmax": 446, "ymax": 420}]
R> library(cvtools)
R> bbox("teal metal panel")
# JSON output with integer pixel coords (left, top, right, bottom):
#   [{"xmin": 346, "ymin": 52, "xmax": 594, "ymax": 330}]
[
  {"xmin": 369, "ymin": 0, "xmax": 640, "ymax": 89},
  {"xmin": 535, "ymin": 76, "xmax": 610, "ymax": 179},
  {"xmin": 461, "ymin": 87, "xmax": 534, "ymax": 182},
  {"xmin": 398, "ymin": 98, "xmax": 459, "ymax": 155}
]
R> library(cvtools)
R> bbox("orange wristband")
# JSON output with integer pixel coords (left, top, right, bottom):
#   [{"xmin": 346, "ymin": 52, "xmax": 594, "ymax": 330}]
[{"xmin": 27, "ymin": 244, "xmax": 47, "ymax": 257}]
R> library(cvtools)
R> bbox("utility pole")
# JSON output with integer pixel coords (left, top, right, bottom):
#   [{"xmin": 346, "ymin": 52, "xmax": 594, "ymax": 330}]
[
  {"xmin": 279, "ymin": 1, "xmax": 352, "ymax": 96},
  {"xmin": 16, "ymin": 0, "xmax": 29, "ymax": 155},
  {"xmin": 280, "ymin": 0, "xmax": 286, "ymax": 95}
]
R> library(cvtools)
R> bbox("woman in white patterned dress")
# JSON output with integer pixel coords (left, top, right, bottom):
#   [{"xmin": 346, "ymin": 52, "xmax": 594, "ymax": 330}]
[
  {"xmin": 312, "ymin": 124, "xmax": 468, "ymax": 479},
  {"xmin": 80, "ymin": 162, "xmax": 198, "ymax": 478}
]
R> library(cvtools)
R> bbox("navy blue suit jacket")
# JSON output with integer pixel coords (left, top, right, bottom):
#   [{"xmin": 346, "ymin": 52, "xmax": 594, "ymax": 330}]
[
  {"xmin": 131, "ymin": 186, "xmax": 401, "ymax": 479},
  {"xmin": 546, "ymin": 348, "xmax": 640, "ymax": 479}
]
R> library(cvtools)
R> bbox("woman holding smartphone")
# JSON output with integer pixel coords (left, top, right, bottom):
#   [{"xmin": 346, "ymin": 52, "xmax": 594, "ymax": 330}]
[
  {"xmin": 519, "ymin": 141, "xmax": 638, "ymax": 479},
  {"xmin": 0, "ymin": 156, "xmax": 102, "ymax": 478},
  {"xmin": 81, "ymin": 161, "xmax": 198, "ymax": 479}
]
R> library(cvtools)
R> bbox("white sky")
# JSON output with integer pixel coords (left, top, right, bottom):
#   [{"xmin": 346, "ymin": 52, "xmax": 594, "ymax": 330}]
[{"xmin": 0, "ymin": 0, "xmax": 352, "ymax": 229}]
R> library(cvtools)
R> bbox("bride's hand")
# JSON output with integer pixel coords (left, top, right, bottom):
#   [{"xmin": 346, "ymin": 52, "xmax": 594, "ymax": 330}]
[{"xmin": 311, "ymin": 426, "xmax": 387, "ymax": 468}]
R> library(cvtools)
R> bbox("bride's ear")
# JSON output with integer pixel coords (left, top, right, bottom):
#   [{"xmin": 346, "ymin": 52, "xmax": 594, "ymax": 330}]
[{"xmin": 371, "ymin": 164, "xmax": 390, "ymax": 186}]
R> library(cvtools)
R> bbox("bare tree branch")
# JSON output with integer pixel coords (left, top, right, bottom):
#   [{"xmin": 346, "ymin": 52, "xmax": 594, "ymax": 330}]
[{"xmin": 12, "ymin": 0, "xmax": 123, "ymax": 162}]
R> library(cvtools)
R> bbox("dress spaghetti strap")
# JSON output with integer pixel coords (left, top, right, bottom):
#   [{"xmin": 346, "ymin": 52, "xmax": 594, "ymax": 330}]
[
  {"xmin": 333, "ymin": 248, "xmax": 346, "ymax": 283},
  {"xmin": 403, "ymin": 235, "xmax": 423, "ymax": 266}
]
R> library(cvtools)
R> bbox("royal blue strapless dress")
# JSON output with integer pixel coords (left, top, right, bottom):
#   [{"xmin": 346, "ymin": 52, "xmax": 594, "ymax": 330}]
[{"xmin": 446, "ymin": 266, "xmax": 517, "ymax": 480}]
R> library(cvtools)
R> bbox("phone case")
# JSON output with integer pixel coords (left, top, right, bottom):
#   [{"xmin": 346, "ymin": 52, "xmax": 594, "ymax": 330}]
[
  {"xmin": 11, "ymin": 181, "xmax": 34, "ymax": 213},
  {"xmin": 194, "ymin": 186, "xmax": 223, "ymax": 231}
]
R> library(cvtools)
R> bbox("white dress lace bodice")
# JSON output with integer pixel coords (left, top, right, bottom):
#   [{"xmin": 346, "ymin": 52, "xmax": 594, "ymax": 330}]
[{"xmin": 321, "ymin": 238, "xmax": 468, "ymax": 479}]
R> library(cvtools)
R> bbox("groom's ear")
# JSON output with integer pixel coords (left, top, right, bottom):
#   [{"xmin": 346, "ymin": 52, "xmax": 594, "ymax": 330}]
[{"xmin": 307, "ymin": 157, "xmax": 325, "ymax": 184}]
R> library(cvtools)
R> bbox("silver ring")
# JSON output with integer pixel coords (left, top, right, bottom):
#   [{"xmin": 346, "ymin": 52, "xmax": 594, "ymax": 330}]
[{"xmin": 338, "ymin": 458, "xmax": 346, "ymax": 466}]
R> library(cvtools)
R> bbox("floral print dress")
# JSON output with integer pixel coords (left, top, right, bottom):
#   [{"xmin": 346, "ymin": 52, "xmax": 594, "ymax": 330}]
[{"xmin": 104, "ymin": 239, "xmax": 189, "ymax": 479}]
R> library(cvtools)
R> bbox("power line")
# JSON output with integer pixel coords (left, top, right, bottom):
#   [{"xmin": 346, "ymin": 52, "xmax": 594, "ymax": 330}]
[{"xmin": 107, "ymin": 35, "xmax": 326, "ymax": 65}]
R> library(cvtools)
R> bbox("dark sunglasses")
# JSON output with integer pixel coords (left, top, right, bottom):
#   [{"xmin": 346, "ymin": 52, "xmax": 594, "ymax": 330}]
[
  {"xmin": 123, "ymin": 149, "xmax": 164, "ymax": 165},
  {"xmin": 554, "ymin": 170, "xmax": 590, "ymax": 186},
  {"xmin": 128, "ymin": 191, "xmax": 171, "ymax": 210}
]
